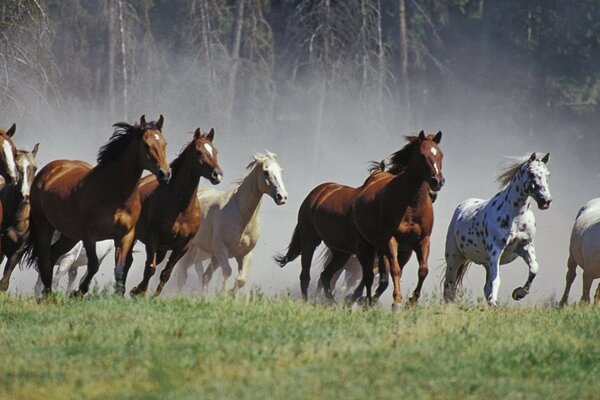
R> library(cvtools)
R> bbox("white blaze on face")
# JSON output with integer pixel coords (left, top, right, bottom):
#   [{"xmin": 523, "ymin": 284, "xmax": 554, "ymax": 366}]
[
  {"xmin": 203, "ymin": 143, "xmax": 213, "ymax": 157},
  {"xmin": 153, "ymin": 134, "xmax": 160, "ymax": 141},
  {"xmin": 431, "ymin": 147, "xmax": 438, "ymax": 156},
  {"xmin": 3, "ymin": 141, "xmax": 16, "ymax": 180},
  {"xmin": 20, "ymin": 158, "xmax": 30, "ymax": 196}
]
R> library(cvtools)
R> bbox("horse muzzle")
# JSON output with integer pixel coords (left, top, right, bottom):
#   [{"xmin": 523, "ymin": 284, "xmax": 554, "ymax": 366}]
[
  {"xmin": 209, "ymin": 170, "xmax": 222, "ymax": 185},
  {"xmin": 157, "ymin": 168, "xmax": 171, "ymax": 183},
  {"xmin": 430, "ymin": 176, "xmax": 445, "ymax": 192},
  {"xmin": 274, "ymin": 191, "xmax": 288, "ymax": 205},
  {"xmin": 536, "ymin": 198, "xmax": 552, "ymax": 210}
]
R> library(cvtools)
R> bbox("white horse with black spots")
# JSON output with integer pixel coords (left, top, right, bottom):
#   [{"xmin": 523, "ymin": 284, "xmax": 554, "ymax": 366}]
[
  {"xmin": 444, "ymin": 152, "xmax": 552, "ymax": 306},
  {"xmin": 560, "ymin": 198, "xmax": 600, "ymax": 306}
]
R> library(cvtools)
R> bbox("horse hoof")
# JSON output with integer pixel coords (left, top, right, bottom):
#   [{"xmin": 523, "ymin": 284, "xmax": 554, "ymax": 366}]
[
  {"xmin": 69, "ymin": 290, "xmax": 82, "ymax": 299},
  {"xmin": 391, "ymin": 303, "xmax": 402, "ymax": 313},
  {"xmin": 512, "ymin": 287, "xmax": 528, "ymax": 301},
  {"xmin": 130, "ymin": 287, "xmax": 143, "ymax": 297},
  {"xmin": 0, "ymin": 282, "xmax": 8, "ymax": 292}
]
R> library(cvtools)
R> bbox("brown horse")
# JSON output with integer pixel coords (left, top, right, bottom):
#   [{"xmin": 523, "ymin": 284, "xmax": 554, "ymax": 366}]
[
  {"xmin": 347, "ymin": 131, "xmax": 444, "ymax": 308},
  {"xmin": 128, "ymin": 128, "xmax": 223, "ymax": 296},
  {"xmin": 0, "ymin": 124, "xmax": 20, "ymax": 187},
  {"xmin": 274, "ymin": 152, "xmax": 398, "ymax": 301},
  {"xmin": 25, "ymin": 115, "xmax": 171, "ymax": 297},
  {"xmin": 0, "ymin": 145, "xmax": 39, "ymax": 291}
]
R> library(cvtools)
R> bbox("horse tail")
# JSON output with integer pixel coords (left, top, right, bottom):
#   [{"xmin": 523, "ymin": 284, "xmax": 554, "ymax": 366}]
[
  {"xmin": 21, "ymin": 222, "xmax": 39, "ymax": 270},
  {"xmin": 274, "ymin": 225, "xmax": 302, "ymax": 268},
  {"xmin": 441, "ymin": 259, "xmax": 472, "ymax": 300}
]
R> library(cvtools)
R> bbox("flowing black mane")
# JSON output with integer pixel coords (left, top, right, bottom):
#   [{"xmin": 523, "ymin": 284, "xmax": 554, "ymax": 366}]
[
  {"xmin": 97, "ymin": 120, "xmax": 161, "ymax": 165},
  {"xmin": 386, "ymin": 135, "xmax": 420, "ymax": 174}
]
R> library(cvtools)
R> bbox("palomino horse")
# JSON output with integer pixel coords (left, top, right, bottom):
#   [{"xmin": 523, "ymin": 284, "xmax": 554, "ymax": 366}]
[
  {"xmin": 128, "ymin": 128, "xmax": 223, "ymax": 296},
  {"xmin": 25, "ymin": 115, "xmax": 171, "ymax": 296},
  {"xmin": 560, "ymin": 198, "xmax": 600, "ymax": 306},
  {"xmin": 34, "ymin": 238, "xmax": 113, "ymax": 297},
  {"xmin": 0, "ymin": 145, "xmax": 39, "ymax": 291},
  {"xmin": 176, "ymin": 152, "xmax": 287, "ymax": 293},
  {"xmin": 444, "ymin": 153, "xmax": 552, "ymax": 306},
  {"xmin": 345, "ymin": 131, "xmax": 444, "ymax": 308}
]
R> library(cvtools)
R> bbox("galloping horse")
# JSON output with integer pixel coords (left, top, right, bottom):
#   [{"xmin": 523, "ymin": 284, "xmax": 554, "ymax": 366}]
[
  {"xmin": 444, "ymin": 153, "xmax": 552, "ymax": 306},
  {"xmin": 0, "ymin": 124, "xmax": 19, "ymax": 187},
  {"xmin": 560, "ymin": 198, "xmax": 600, "ymax": 306},
  {"xmin": 25, "ymin": 115, "xmax": 171, "ymax": 296},
  {"xmin": 176, "ymin": 152, "xmax": 287, "ymax": 293},
  {"xmin": 128, "ymin": 128, "xmax": 223, "ymax": 296},
  {"xmin": 0, "ymin": 145, "xmax": 39, "ymax": 291},
  {"xmin": 345, "ymin": 131, "xmax": 444, "ymax": 308}
]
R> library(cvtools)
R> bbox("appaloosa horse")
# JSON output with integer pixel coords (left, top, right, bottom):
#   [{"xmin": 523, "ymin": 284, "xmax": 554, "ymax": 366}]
[
  {"xmin": 444, "ymin": 153, "xmax": 552, "ymax": 306},
  {"xmin": 25, "ymin": 115, "xmax": 170, "ymax": 296},
  {"xmin": 128, "ymin": 128, "xmax": 223, "ymax": 296},
  {"xmin": 0, "ymin": 145, "xmax": 39, "ymax": 291}
]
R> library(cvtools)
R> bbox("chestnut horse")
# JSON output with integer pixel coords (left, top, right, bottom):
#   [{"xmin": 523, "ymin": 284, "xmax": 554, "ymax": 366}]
[
  {"xmin": 0, "ymin": 145, "xmax": 39, "ymax": 291},
  {"xmin": 346, "ymin": 131, "xmax": 444, "ymax": 309},
  {"xmin": 25, "ymin": 115, "xmax": 171, "ymax": 296},
  {"xmin": 0, "ymin": 124, "xmax": 20, "ymax": 187},
  {"xmin": 128, "ymin": 128, "xmax": 223, "ymax": 296},
  {"xmin": 275, "ymin": 147, "xmax": 406, "ymax": 301}
]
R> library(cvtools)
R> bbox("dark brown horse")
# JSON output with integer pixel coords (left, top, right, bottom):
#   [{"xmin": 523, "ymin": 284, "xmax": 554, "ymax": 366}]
[
  {"xmin": 0, "ymin": 124, "xmax": 20, "ymax": 187},
  {"xmin": 0, "ymin": 145, "xmax": 39, "ymax": 291},
  {"xmin": 128, "ymin": 128, "xmax": 223, "ymax": 296},
  {"xmin": 25, "ymin": 115, "xmax": 171, "ymax": 296},
  {"xmin": 348, "ymin": 131, "xmax": 444, "ymax": 308}
]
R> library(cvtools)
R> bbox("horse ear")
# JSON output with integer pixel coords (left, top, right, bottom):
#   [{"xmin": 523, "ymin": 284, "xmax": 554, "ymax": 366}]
[
  {"xmin": 207, "ymin": 128, "xmax": 215, "ymax": 142},
  {"xmin": 529, "ymin": 152, "xmax": 536, "ymax": 162},
  {"xmin": 418, "ymin": 130, "xmax": 425, "ymax": 140},
  {"xmin": 433, "ymin": 131, "xmax": 442, "ymax": 144},
  {"xmin": 194, "ymin": 128, "xmax": 201, "ymax": 139},
  {"xmin": 266, "ymin": 150, "xmax": 277, "ymax": 159},
  {"xmin": 32, "ymin": 143, "xmax": 39, "ymax": 157},
  {"xmin": 6, "ymin": 123, "xmax": 16, "ymax": 137},
  {"xmin": 157, "ymin": 114, "xmax": 164, "ymax": 130},
  {"xmin": 140, "ymin": 115, "xmax": 147, "ymax": 129},
  {"xmin": 541, "ymin": 152, "xmax": 550, "ymax": 164}
]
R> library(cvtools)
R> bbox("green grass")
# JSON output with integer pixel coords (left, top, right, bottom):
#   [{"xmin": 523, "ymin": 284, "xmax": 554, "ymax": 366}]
[{"xmin": 1, "ymin": 293, "xmax": 599, "ymax": 400}]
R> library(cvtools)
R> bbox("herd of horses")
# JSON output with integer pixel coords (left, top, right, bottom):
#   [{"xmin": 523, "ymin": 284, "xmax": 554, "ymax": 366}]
[{"xmin": 0, "ymin": 116, "xmax": 598, "ymax": 307}]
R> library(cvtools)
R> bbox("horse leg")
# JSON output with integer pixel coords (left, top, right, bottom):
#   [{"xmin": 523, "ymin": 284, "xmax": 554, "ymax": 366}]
[
  {"xmin": 66, "ymin": 265, "xmax": 78, "ymax": 294},
  {"xmin": 319, "ymin": 250, "xmax": 351, "ymax": 302},
  {"xmin": 202, "ymin": 256, "xmax": 219, "ymax": 293},
  {"xmin": 0, "ymin": 252, "xmax": 17, "ymax": 291},
  {"xmin": 349, "ymin": 242, "xmax": 376, "ymax": 305},
  {"xmin": 155, "ymin": 248, "xmax": 187, "ymax": 297},
  {"xmin": 130, "ymin": 245, "xmax": 163, "ymax": 296},
  {"xmin": 374, "ymin": 253, "xmax": 389, "ymax": 300},
  {"xmin": 175, "ymin": 246, "xmax": 195, "ymax": 291},
  {"xmin": 73, "ymin": 240, "xmax": 99, "ymax": 296},
  {"xmin": 31, "ymin": 216, "xmax": 54, "ymax": 297},
  {"xmin": 114, "ymin": 230, "xmax": 136, "ymax": 296},
  {"xmin": 50, "ymin": 235, "xmax": 78, "ymax": 266},
  {"xmin": 484, "ymin": 255, "xmax": 501, "ymax": 306},
  {"xmin": 234, "ymin": 251, "xmax": 253, "ymax": 290},
  {"xmin": 512, "ymin": 243, "xmax": 539, "ymax": 301},
  {"xmin": 581, "ymin": 271, "xmax": 593, "ymax": 304},
  {"xmin": 559, "ymin": 254, "xmax": 577, "ymax": 307},
  {"xmin": 299, "ymin": 239, "xmax": 320, "ymax": 301},
  {"xmin": 390, "ymin": 250, "xmax": 412, "ymax": 310},
  {"xmin": 443, "ymin": 233, "xmax": 467, "ymax": 302},
  {"xmin": 409, "ymin": 236, "xmax": 431, "ymax": 303}
]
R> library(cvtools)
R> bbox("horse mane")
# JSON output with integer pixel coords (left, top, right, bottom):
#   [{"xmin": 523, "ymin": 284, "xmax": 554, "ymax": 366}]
[
  {"xmin": 495, "ymin": 153, "xmax": 539, "ymax": 188},
  {"xmin": 97, "ymin": 120, "xmax": 160, "ymax": 165},
  {"xmin": 169, "ymin": 139, "xmax": 196, "ymax": 177},
  {"xmin": 234, "ymin": 152, "xmax": 277, "ymax": 185},
  {"xmin": 367, "ymin": 159, "xmax": 386, "ymax": 174},
  {"xmin": 386, "ymin": 135, "xmax": 421, "ymax": 174}
]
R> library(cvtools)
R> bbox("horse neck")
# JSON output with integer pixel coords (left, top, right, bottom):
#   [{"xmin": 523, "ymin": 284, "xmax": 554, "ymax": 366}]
[
  {"xmin": 387, "ymin": 167, "xmax": 430, "ymax": 207},
  {"xmin": 496, "ymin": 174, "xmax": 530, "ymax": 216},
  {"xmin": 0, "ymin": 186, "xmax": 25, "ymax": 227},
  {"xmin": 93, "ymin": 143, "xmax": 144, "ymax": 201},
  {"xmin": 167, "ymin": 156, "xmax": 202, "ymax": 209},
  {"xmin": 232, "ymin": 167, "xmax": 264, "ymax": 225}
]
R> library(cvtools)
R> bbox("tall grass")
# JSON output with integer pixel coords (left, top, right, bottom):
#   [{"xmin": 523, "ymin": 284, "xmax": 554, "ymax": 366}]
[{"xmin": 1, "ymin": 293, "xmax": 598, "ymax": 399}]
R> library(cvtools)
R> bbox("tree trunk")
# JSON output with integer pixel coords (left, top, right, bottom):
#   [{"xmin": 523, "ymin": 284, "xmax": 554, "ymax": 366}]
[
  {"xmin": 225, "ymin": 0, "xmax": 245, "ymax": 133},
  {"xmin": 398, "ymin": 0, "xmax": 411, "ymax": 131}
]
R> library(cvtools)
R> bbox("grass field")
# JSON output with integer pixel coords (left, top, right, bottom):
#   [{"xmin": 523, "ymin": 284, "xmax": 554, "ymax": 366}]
[{"xmin": 1, "ymin": 293, "xmax": 599, "ymax": 400}]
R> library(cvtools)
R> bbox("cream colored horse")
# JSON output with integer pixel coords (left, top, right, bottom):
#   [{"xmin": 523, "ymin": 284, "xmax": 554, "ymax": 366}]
[{"xmin": 176, "ymin": 152, "xmax": 287, "ymax": 292}]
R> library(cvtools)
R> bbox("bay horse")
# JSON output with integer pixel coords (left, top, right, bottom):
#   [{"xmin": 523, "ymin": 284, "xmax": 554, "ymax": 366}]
[
  {"xmin": 346, "ymin": 131, "xmax": 444, "ymax": 309},
  {"xmin": 560, "ymin": 198, "xmax": 600, "ymax": 306},
  {"xmin": 0, "ymin": 145, "xmax": 39, "ymax": 291},
  {"xmin": 128, "ymin": 128, "xmax": 223, "ymax": 296},
  {"xmin": 0, "ymin": 124, "xmax": 20, "ymax": 187},
  {"xmin": 25, "ymin": 115, "xmax": 171, "ymax": 297},
  {"xmin": 176, "ymin": 152, "xmax": 287, "ymax": 293},
  {"xmin": 444, "ymin": 153, "xmax": 552, "ymax": 306}
]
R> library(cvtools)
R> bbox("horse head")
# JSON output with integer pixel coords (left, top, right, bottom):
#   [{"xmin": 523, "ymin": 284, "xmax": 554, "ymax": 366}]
[
  {"xmin": 192, "ymin": 127, "xmax": 223, "ymax": 185},
  {"xmin": 15, "ymin": 143, "xmax": 39, "ymax": 201},
  {"xmin": 253, "ymin": 151, "xmax": 288, "ymax": 205},
  {"xmin": 0, "ymin": 123, "xmax": 19, "ymax": 185},
  {"xmin": 414, "ymin": 130, "xmax": 444, "ymax": 191},
  {"xmin": 523, "ymin": 152, "xmax": 552, "ymax": 210},
  {"xmin": 138, "ymin": 114, "xmax": 171, "ymax": 183}
]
